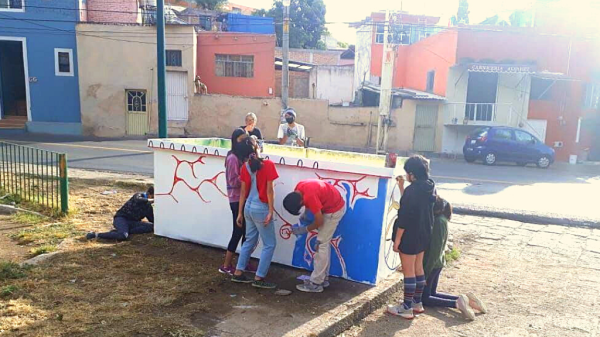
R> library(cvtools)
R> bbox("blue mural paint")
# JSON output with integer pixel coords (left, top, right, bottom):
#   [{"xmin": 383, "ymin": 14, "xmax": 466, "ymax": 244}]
[{"xmin": 291, "ymin": 178, "xmax": 389, "ymax": 284}]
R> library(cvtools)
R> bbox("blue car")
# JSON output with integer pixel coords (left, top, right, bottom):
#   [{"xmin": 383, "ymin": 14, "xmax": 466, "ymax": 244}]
[{"xmin": 463, "ymin": 127, "xmax": 555, "ymax": 168}]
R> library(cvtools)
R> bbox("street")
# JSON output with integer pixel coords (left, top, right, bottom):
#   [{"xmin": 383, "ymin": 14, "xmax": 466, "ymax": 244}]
[{"xmin": 1, "ymin": 134, "xmax": 599, "ymax": 222}]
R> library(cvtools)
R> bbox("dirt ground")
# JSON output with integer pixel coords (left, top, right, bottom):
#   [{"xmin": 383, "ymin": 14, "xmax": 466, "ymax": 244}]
[
  {"xmin": 0, "ymin": 179, "xmax": 371, "ymax": 337},
  {"xmin": 339, "ymin": 215, "xmax": 600, "ymax": 337}
]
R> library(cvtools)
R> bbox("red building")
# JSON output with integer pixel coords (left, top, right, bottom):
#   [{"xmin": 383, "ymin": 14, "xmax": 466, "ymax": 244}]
[{"xmin": 196, "ymin": 32, "xmax": 276, "ymax": 98}]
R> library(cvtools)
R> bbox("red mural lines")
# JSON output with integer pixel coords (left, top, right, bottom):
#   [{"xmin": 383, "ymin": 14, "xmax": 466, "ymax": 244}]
[
  {"xmin": 315, "ymin": 173, "xmax": 373, "ymax": 205},
  {"xmin": 275, "ymin": 210, "xmax": 293, "ymax": 240},
  {"xmin": 156, "ymin": 155, "xmax": 227, "ymax": 203}
]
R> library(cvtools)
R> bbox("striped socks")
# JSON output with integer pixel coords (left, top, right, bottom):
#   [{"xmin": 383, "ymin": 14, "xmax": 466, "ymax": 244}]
[
  {"xmin": 413, "ymin": 274, "xmax": 426, "ymax": 304},
  {"xmin": 403, "ymin": 277, "xmax": 416, "ymax": 309}
]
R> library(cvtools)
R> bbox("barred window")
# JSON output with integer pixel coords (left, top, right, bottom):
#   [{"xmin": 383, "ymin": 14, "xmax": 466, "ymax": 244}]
[
  {"xmin": 215, "ymin": 54, "xmax": 254, "ymax": 78},
  {"xmin": 0, "ymin": 0, "xmax": 23, "ymax": 10},
  {"xmin": 126, "ymin": 90, "xmax": 147, "ymax": 113},
  {"xmin": 166, "ymin": 50, "xmax": 182, "ymax": 67}
]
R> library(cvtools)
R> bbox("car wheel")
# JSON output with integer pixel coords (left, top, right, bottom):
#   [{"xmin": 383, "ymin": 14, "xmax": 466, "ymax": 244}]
[
  {"xmin": 537, "ymin": 156, "xmax": 551, "ymax": 169},
  {"xmin": 484, "ymin": 152, "xmax": 497, "ymax": 166},
  {"xmin": 465, "ymin": 156, "xmax": 476, "ymax": 163},
  {"xmin": 516, "ymin": 162, "xmax": 527, "ymax": 167}
]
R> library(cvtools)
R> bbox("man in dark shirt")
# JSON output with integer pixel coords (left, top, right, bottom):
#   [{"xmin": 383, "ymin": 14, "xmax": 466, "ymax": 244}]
[
  {"xmin": 86, "ymin": 187, "xmax": 155, "ymax": 241},
  {"xmin": 241, "ymin": 112, "xmax": 263, "ymax": 140}
]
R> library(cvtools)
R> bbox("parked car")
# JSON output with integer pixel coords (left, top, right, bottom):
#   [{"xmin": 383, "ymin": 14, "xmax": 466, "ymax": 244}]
[{"xmin": 463, "ymin": 127, "xmax": 555, "ymax": 168}]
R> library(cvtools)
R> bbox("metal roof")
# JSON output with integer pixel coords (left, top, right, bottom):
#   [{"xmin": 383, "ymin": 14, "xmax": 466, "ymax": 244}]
[
  {"xmin": 362, "ymin": 83, "xmax": 446, "ymax": 101},
  {"xmin": 274, "ymin": 57, "xmax": 314, "ymax": 72}
]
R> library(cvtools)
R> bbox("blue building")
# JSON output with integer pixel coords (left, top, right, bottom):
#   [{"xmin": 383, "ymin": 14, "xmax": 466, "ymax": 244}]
[{"xmin": 0, "ymin": 0, "xmax": 82, "ymax": 135}]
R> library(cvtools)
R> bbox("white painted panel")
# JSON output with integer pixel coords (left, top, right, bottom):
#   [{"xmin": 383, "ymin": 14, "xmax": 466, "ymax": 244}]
[
  {"xmin": 166, "ymin": 71, "xmax": 188, "ymax": 121},
  {"xmin": 523, "ymin": 119, "xmax": 547, "ymax": 142}
]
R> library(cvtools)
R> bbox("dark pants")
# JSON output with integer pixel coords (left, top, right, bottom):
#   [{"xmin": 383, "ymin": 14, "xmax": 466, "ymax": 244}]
[
  {"xmin": 97, "ymin": 216, "xmax": 154, "ymax": 241},
  {"xmin": 422, "ymin": 268, "xmax": 458, "ymax": 308},
  {"xmin": 227, "ymin": 202, "xmax": 246, "ymax": 253}
]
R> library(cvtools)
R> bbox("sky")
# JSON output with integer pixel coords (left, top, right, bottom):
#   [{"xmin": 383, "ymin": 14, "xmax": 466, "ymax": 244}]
[{"xmin": 231, "ymin": 0, "xmax": 538, "ymax": 43}]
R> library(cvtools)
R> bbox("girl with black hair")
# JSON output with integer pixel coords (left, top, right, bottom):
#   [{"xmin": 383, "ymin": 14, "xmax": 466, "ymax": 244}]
[{"xmin": 231, "ymin": 136, "xmax": 280, "ymax": 289}]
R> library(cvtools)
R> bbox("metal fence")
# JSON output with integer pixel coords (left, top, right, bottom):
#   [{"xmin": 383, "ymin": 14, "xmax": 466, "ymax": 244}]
[{"xmin": 0, "ymin": 141, "xmax": 68, "ymax": 214}]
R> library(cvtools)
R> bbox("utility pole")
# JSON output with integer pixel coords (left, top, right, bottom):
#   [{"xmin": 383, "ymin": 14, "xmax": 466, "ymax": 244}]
[
  {"xmin": 157, "ymin": 0, "xmax": 168, "ymax": 138},
  {"xmin": 376, "ymin": 10, "xmax": 395, "ymax": 154},
  {"xmin": 281, "ymin": 0, "xmax": 291, "ymax": 110}
]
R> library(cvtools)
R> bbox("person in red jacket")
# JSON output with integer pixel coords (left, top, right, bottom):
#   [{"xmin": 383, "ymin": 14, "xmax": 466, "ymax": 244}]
[{"xmin": 283, "ymin": 179, "xmax": 346, "ymax": 293}]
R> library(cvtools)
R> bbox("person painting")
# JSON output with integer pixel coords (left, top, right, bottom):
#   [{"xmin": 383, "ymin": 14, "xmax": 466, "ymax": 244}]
[
  {"xmin": 388, "ymin": 155, "xmax": 436, "ymax": 319},
  {"xmin": 277, "ymin": 108, "xmax": 305, "ymax": 147},
  {"xmin": 86, "ymin": 187, "xmax": 154, "ymax": 241},
  {"xmin": 220, "ymin": 128, "xmax": 256, "ymax": 275},
  {"xmin": 231, "ymin": 136, "xmax": 279, "ymax": 289},
  {"xmin": 283, "ymin": 179, "xmax": 346, "ymax": 293},
  {"xmin": 422, "ymin": 196, "xmax": 488, "ymax": 320}
]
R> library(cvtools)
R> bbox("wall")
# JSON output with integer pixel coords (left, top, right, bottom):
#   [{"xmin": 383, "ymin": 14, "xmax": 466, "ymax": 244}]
[
  {"xmin": 197, "ymin": 32, "xmax": 275, "ymax": 97},
  {"xmin": 275, "ymin": 48, "xmax": 344, "ymax": 66},
  {"xmin": 77, "ymin": 24, "xmax": 197, "ymax": 137},
  {"xmin": 275, "ymin": 70, "xmax": 310, "ymax": 98},
  {"xmin": 0, "ymin": 0, "xmax": 81, "ymax": 132},
  {"xmin": 353, "ymin": 24, "xmax": 373, "ymax": 99},
  {"xmin": 311, "ymin": 65, "xmax": 355, "ymax": 105},
  {"xmin": 86, "ymin": 0, "xmax": 141, "ymax": 23}
]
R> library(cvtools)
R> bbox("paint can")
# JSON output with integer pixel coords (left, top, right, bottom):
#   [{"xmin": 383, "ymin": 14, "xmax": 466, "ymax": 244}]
[{"xmin": 385, "ymin": 153, "xmax": 397, "ymax": 168}]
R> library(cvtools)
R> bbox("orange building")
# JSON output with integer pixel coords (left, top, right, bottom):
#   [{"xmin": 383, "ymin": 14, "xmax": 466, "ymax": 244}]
[{"xmin": 196, "ymin": 32, "xmax": 276, "ymax": 98}]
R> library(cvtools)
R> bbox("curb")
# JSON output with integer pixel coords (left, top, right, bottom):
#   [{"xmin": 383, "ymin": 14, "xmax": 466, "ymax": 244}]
[
  {"xmin": 283, "ymin": 272, "xmax": 403, "ymax": 337},
  {"xmin": 453, "ymin": 206, "xmax": 600, "ymax": 229}
]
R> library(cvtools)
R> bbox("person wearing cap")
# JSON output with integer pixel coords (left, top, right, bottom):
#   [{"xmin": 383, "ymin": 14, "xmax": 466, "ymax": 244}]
[
  {"xmin": 283, "ymin": 179, "xmax": 346, "ymax": 293},
  {"xmin": 277, "ymin": 108, "xmax": 305, "ymax": 147}
]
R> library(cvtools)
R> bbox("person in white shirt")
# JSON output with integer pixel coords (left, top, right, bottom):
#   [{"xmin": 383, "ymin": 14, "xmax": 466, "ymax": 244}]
[{"xmin": 277, "ymin": 108, "xmax": 305, "ymax": 147}]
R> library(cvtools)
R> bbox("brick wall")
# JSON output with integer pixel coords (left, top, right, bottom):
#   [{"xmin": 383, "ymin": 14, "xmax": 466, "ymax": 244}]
[
  {"xmin": 275, "ymin": 70, "xmax": 310, "ymax": 98},
  {"xmin": 275, "ymin": 48, "xmax": 343, "ymax": 66},
  {"xmin": 87, "ymin": 0, "xmax": 141, "ymax": 24}
]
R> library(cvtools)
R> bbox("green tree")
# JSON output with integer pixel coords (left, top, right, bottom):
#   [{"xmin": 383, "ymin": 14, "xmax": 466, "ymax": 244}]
[
  {"xmin": 451, "ymin": 0, "xmax": 470, "ymax": 25},
  {"xmin": 193, "ymin": 0, "xmax": 227, "ymax": 10},
  {"xmin": 337, "ymin": 41, "xmax": 349, "ymax": 48},
  {"xmin": 253, "ymin": 0, "xmax": 327, "ymax": 49}
]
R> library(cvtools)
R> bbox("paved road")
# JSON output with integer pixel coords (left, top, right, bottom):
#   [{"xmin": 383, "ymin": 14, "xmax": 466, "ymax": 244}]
[{"xmin": 2, "ymin": 134, "xmax": 599, "ymax": 222}]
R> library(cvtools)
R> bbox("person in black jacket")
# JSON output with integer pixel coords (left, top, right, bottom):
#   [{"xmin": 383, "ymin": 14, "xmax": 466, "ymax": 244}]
[
  {"xmin": 387, "ymin": 155, "xmax": 436, "ymax": 320},
  {"xmin": 86, "ymin": 187, "xmax": 155, "ymax": 241}
]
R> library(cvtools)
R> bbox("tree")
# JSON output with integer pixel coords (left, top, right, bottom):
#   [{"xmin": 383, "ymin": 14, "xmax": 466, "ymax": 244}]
[
  {"xmin": 193, "ymin": 0, "xmax": 227, "ymax": 10},
  {"xmin": 253, "ymin": 0, "xmax": 327, "ymax": 49},
  {"xmin": 451, "ymin": 0, "xmax": 470, "ymax": 25},
  {"xmin": 337, "ymin": 41, "xmax": 349, "ymax": 48}
]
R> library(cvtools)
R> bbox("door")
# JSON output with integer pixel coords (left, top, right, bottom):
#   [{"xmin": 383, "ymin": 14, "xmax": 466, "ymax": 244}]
[
  {"xmin": 166, "ymin": 71, "xmax": 188, "ymax": 121},
  {"xmin": 413, "ymin": 105, "xmax": 438, "ymax": 152},
  {"xmin": 488, "ymin": 128, "xmax": 516, "ymax": 161},
  {"xmin": 514, "ymin": 130, "xmax": 539, "ymax": 162},
  {"xmin": 126, "ymin": 89, "xmax": 149, "ymax": 135}
]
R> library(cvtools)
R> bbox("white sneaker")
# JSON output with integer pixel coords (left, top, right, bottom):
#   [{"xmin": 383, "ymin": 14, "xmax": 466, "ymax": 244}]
[
  {"xmin": 457, "ymin": 295, "xmax": 476, "ymax": 321},
  {"xmin": 412, "ymin": 301, "xmax": 425, "ymax": 314},
  {"xmin": 467, "ymin": 292, "xmax": 488, "ymax": 314},
  {"xmin": 387, "ymin": 304, "xmax": 414, "ymax": 320},
  {"xmin": 296, "ymin": 281, "xmax": 324, "ymax": 293}
]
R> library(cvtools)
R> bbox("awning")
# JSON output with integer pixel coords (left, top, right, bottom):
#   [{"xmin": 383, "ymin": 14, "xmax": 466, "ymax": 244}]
[
  {"xmin": 274, "ymin": 57, "xmax": 314, "ymax": 72},
  {"xmin": 362, "ymin": 83, "xmax": 446, "ymax": 101},
  {"xmin": 468, "ymin": 64, "xmax": 536, "ymax": 74}
]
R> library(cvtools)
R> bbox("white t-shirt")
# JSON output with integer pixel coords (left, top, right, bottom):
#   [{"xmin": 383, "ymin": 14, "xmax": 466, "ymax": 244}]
[{"xmin": 277, "ymin": 123, "xmax": 306, "ymax": 146}]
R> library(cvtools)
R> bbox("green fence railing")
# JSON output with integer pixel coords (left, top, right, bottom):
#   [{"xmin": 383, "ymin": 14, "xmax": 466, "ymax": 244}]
[{"xmin": 0, "ymin": 141, "xmax": 68, "ymax": 214}]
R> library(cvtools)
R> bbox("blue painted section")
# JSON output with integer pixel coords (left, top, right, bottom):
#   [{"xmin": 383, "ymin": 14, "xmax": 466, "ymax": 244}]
[
  {"xmin": 291, "ymin": 178, "xmax": 388, "ymax": 284},
  {"xmin": 27, "ymin": 121, "xmax": 82, "ymax": 135},
  {"xmin": 0, "ymin": 0, "xmax": 81, "ymax": 125},
  {"xmin": 227, "ymin": 14, "xmax": 274, "ymax": 34}
]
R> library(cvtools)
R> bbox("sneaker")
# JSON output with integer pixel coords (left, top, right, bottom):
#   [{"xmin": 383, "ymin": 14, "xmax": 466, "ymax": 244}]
[
  {"xmin": 457, "ymin": 295, "xmax": 476, "ymax": 321},
  {"xmin": 466, "ymin": 292, "xmax": 488, "ymax": 314},
  {"xmin": 252, "ymin": 279, "xmax": 277, "ymax": 289},
  {"xmin": 219, "ymin": 265, "xmax": 235, "ymax": 276},
  {"xmin": 296, "ymin": 281, "xmax": 324, "ymax": 293},
  {"xmin": 231, "ymin": 274, "xmax": 253, "ymax": 284},
  {"xmin": 305, "ymin": 278, "xmax": 330, "ymax": 288},
  {"xmin": 412, "ymin": 301, "xmax": 425, "ymax": 314},
  {"xmin": 244, "ymin": 263, "xmax": 258, "ymax": 274},
  {"xmin": 86, "ymin": 232, "xmax": 97, "ymax": 240},
  {"xmin": 387, "ymin": 304, "xmax": 414, "ymax": 320}
]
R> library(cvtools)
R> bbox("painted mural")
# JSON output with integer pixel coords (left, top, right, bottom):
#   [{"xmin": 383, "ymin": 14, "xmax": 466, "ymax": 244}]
[{"xmin": 149, "ymin": 138, "xmax": 402, "ymax": 285}]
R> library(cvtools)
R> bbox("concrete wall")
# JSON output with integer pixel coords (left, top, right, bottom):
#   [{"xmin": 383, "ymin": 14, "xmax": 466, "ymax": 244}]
[
  {"xmin": 77, "ymin": 24, "xmax": 197, "ymax": 137},
  {"xmin": 353, "ymin": 24, "xmax": 373, "ymax": 100},
  {"xmin": 197, "ymin": 32, "xmax": 275, "ymax": 98},
  {"xmin": 310, "ymin": 65, "xmax": 354, "ymax": 105}
]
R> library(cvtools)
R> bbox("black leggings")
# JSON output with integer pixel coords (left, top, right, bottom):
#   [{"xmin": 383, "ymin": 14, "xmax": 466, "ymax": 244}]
[{"xmin": 227, "ymin": 202, "xmax": 246, "ymax": 253}]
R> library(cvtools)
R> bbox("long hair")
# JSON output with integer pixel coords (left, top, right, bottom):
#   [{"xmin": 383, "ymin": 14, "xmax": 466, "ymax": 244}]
[
  {"xmin": 239, "ymin": 136, "xmax": 263, "ymax": 173},
  {"xmin": 229, "ymin": 128, "xmax": 248, "ymax": 160},
  {"xmin": 434, "ymin": 196, "xmax": 452, "ymax": 220}
]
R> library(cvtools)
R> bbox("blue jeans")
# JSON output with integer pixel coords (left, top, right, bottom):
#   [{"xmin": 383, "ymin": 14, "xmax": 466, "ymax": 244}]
[
  {"xmin": 423, "ymin": 268, "xmax": 458, "ymax": 308},
  {"xmin": 236, "ymin": 206, "xmax": 276, "ymax": 279}
]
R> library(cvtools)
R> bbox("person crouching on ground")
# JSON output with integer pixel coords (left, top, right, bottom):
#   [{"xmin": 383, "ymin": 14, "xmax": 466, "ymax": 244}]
[
  {"xmin": 231, "ymin": 136, "xmax": 279, "ymax": 289},
  {"xmin": 421, "ymin": 196, "xmax": 488, "ymax": 320},
  {"xmin": 283, "ymin": 179, "xmax": 346, "ymax": 293},
  {"xmin": 388, "ymin": 155, "xmax": 436, "ymax": 319},
  {"xmin": 86, "ymin": 186, "xmax": 154, "ymax": 241}
]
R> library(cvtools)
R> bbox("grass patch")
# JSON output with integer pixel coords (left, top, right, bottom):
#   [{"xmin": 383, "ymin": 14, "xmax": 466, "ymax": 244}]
[
  {"xmin": 1, "ymin": 285, "xmax": 21, "ymax": 298},
  {"xmin": 114, "ymin": 180, "xmax": 151, "ymax": 190},
  {"xmin": 445, "ymin": 247, "xmax": 461, "ymax": 263},
  {"xmin": 0, "ymin": 261, "xmax": 29, "ymax": 281},
  {"xmin": 29, "ymin": 245, "xmax": 57, "ymax": 257},
  {"xmin": 11, "ymin": 221, "xmax": 83, "ymax": 246},
  {"xmin": 12, "ymin": 212, "xmax": 47, "ymax": 226}
]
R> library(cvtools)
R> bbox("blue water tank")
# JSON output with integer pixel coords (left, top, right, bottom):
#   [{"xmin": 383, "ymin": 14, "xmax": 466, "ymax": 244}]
[{"xmin": 227, "ymin": 13, "xmax": 275, "ymax": 34}]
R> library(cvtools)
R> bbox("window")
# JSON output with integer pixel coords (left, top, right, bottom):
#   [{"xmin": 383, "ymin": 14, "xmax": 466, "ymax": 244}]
[
  {"xmin": 583, "ymin": 82, "xmax": 600, "ymax": 109},
  {"xmin": 515, "ymin": 130, "xmax": 535, "ymax": 144},
  {"xmin": 166, "ymin": 50, "xmax": 182, "ymax": 67},
  {"xmin": 126, "ymin": 90, "xmax": 147, "ymax": 113},
  {"xmin": 0, "ymin": 0, "xmax": 23, "ymax": 11},
  {"xmin": 54, "ymin": 48, "xmax": 74, "ymax": 77},
  {"xmin": 493, "ymin": 129, "xmax": 513, "ymax": 141},
  {"xmin": 465, "ymin": 72, "xmax": 498, "ymax": 121},
  {"xmin": 530, "ymin": 78, "xmax": 554, "ymax": 100},
  {"xmin": 426, "ymin": 70, "xmax": 435, "ymax": 93},
  {"xmin": 215, "ymin": 54, "xmax": 254, "ymax": 78},
  {"xmin": 375, "ymin": 24, "xmax": 385, "ymax": 44}
]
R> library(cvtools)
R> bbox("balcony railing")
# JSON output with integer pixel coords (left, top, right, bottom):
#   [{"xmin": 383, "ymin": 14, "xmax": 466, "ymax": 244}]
[{"xmin": 444, "ymin": 102, "xmax": 515, "ymax": 126}]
